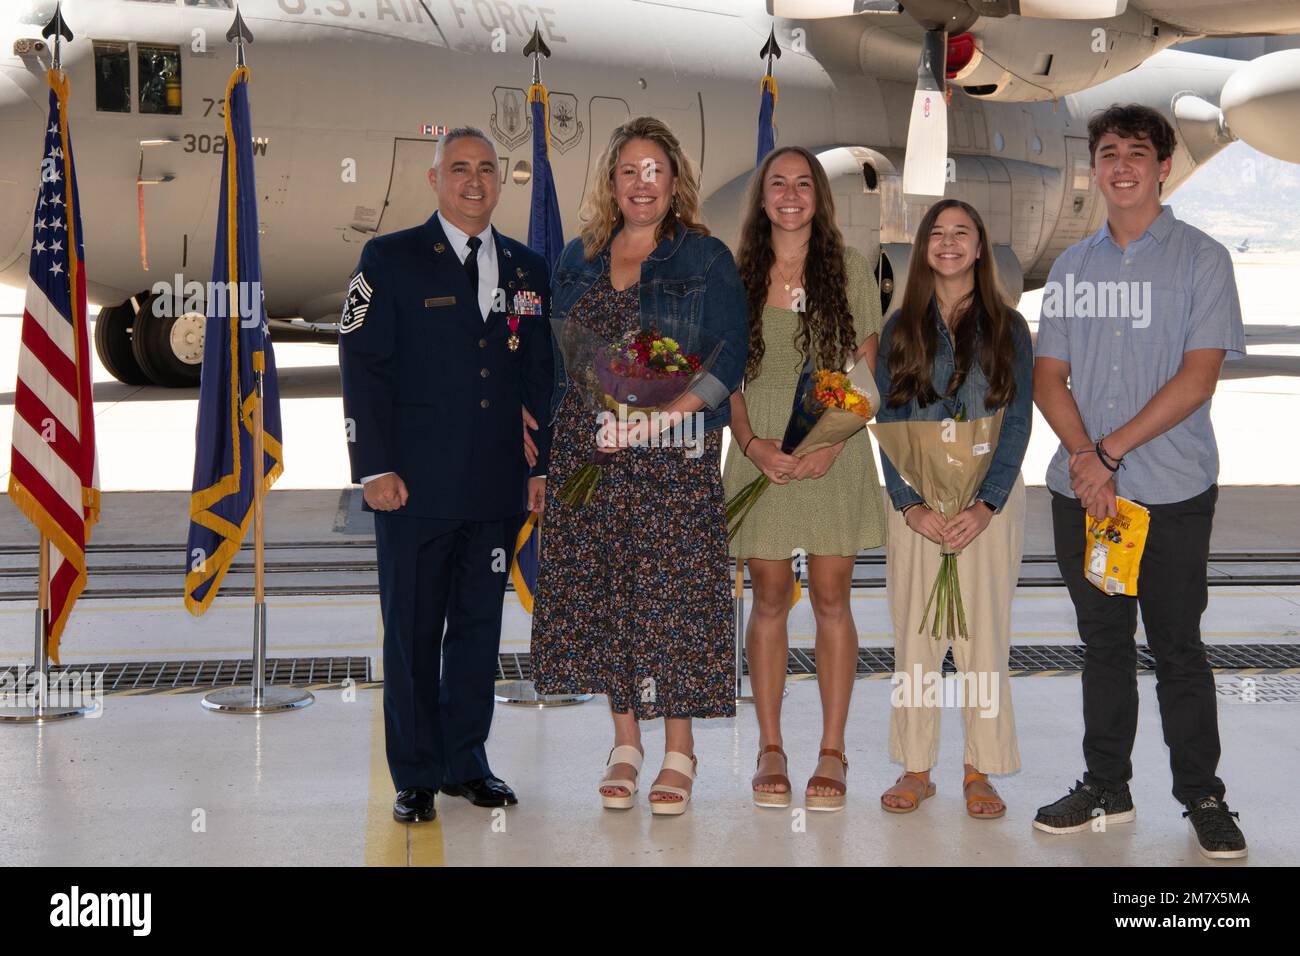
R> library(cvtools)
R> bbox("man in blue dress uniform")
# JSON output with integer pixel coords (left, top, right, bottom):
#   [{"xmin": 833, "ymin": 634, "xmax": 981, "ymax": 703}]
[{"xmin": 339, "ymin": 127, "xmax": 552, "ymax": 823}]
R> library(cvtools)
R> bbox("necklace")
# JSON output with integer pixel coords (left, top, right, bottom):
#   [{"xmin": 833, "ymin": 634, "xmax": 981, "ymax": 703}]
[{"xmin": 774, "ymin": 256, "xmax": 804, "ymax": 292}]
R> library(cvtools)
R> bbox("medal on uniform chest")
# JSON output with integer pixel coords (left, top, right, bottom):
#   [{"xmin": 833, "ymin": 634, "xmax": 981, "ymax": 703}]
[{"xmin": 509, "ymin": 289, "xmax": 542, "ymax": 352}]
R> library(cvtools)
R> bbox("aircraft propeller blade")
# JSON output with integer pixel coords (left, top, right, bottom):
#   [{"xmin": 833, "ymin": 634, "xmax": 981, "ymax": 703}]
[
  {"xmin": 902, "ymin": 28, "xmax": 949, "ymax": 200},
  {"xmin": 1006, "ymin": 1, "xmax": 1127, "ymax": 18},
  {"xmin": 770, "ymin": 1, "xmax": 901, "ymax": 18},
  {"xmin": 772, "ymin": 0, "xmax": 1125, "ymax": 18}
]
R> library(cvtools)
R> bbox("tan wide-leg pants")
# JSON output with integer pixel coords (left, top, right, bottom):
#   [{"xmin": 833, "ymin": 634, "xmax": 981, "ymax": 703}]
[{"xmin": 884, "ymin": 475, "xmax": 1025, "ymax": 774}]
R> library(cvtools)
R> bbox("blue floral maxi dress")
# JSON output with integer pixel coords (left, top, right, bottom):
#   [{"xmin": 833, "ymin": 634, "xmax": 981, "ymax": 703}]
[{"xmin": 530, "ymin": 271, "xmax": 736, "ymax": 719}]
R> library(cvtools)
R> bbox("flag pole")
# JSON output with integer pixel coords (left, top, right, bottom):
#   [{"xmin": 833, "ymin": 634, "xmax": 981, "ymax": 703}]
[
  {"xmin": 1, "ymin": 3, "xmax": 90, "ymax": 723},
  {"xmin": 199, "ymin": 5, "xmax": 310, "ymax": 714},
  {"xmin": 251, "ymin": 364, "xmax": 267, "ymax": 707},
  {"xmin": 493, "ymin": 23, "xmax": 591, "ymax": 709},
  {"xmin": 1, "ymin": 535, "xmax": 87, "ymax": 722}
]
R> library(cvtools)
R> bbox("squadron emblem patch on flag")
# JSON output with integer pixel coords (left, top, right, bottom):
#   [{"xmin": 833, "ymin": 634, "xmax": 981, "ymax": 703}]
[{"xmin": 340, "ymin": 271, "xmax": 372, "ymax": 334}]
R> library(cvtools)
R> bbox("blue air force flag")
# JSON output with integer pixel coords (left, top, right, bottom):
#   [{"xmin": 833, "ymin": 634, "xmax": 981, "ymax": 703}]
[
  {"xmin": 185, "ymin": 66, "xmax": 284, "ymax": 615},
  {"xmin": 757, "ymin": 74, "xmax": 778, "ymax": 165},
  {"xmin": 511, "ymin": 81, "xmax": 567, "ymax": 613}
]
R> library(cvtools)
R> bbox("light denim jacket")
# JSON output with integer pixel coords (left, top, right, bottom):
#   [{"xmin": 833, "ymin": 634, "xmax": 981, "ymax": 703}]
[
  {"xmin": 874, "ymin": 297, "xmax": 1033, "ymax": 512},
  {"xmin": 547, "ymin": 222, "xmax": 749, "ymax": 432}
]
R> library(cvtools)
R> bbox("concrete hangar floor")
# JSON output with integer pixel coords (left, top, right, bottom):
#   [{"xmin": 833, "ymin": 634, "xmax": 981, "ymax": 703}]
[{"xmin": 0, "ymin": 262, "xmax": 1297, "ymax": 868}]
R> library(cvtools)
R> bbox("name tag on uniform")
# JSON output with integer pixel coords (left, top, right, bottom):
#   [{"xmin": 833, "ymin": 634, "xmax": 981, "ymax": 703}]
[{"xmin": 424, "ymin": 296, "xmax": 457, "ymax": 308}]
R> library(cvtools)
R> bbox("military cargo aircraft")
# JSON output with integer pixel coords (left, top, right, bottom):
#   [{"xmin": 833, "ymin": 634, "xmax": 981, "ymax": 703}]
[{"xmin": 0, "ymin": 0, "xmax": 1297, "ymax": 386}]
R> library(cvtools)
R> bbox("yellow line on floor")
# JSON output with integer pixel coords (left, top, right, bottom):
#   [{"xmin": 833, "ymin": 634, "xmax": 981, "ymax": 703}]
[
  {"xmin": 364, "ymin": 691, "xmax": 411, "ymax": 866},
  {"xmin": 362, "ymin": 624, "xmax": 443, "ymax": 867}
]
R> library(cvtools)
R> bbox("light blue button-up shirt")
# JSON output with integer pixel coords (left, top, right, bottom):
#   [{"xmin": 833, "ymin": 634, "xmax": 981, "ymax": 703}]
[{"xmin": 1035, "ymin": 205, "xmax": 1246, "ymax": 505}]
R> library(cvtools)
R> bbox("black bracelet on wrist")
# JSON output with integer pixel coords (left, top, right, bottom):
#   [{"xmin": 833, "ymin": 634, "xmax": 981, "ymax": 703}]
[
  {"xmin": 743, "ymin": 435, "xmax": 757, "ymax": 458},
  {"xmin": 901, "ymin": 502, "xmax": 924, "ymax": 517},
  {"xmin": 979, "ymin": 499, "xmax": 997, "ymax": 513},
  {"xmin": 1095, "ymin": 438, "xmax": 1122, "ymax": 473}
]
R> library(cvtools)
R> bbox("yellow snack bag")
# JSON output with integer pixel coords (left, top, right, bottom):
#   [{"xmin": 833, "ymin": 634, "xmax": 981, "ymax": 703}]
[{"xmin": 1084, "ymin": 497, "xmax": 1151, "ymax": 596}]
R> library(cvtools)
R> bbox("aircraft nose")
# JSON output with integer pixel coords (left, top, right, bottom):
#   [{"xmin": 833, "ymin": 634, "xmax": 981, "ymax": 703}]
[{"xmin": 0, "ymin": 69, "xmax": 44, "ymax": 276}]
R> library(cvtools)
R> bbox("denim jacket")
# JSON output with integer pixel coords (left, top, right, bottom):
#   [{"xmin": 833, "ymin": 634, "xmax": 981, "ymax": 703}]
[
  {"xmin": 873, "ymin": 297, "xmax": 1033, "ymax": 512},
  {"xmin": 547, "ymin": 222, "xmax": 749, "ymax": 432}
]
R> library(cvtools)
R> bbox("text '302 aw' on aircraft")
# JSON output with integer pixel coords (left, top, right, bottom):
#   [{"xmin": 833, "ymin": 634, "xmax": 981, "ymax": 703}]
[{"xmin": 1, "ymin": 0, "xmax": 1299, "ymax": 387}]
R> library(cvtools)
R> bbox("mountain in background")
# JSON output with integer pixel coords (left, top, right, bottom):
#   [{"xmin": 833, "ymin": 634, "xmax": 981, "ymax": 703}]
[{"xmin": 1169, "ymin": 142, "xmax": 1300, "ymax": 252}]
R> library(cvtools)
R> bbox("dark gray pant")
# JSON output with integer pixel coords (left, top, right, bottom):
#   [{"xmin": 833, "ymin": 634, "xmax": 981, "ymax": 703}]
[{"xmin": 1051, "ymin": 485, "xmax": 1225, "ymax": 805}]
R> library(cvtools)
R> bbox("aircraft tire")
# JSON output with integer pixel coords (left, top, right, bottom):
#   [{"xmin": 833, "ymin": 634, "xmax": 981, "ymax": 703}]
[
  {"xmin": 131, "ymin": 294, "xmax": 203, "ymax": 388},
  {"xmin": 93, "ymin": 301, "xmax": 150, "ymax": 386}
]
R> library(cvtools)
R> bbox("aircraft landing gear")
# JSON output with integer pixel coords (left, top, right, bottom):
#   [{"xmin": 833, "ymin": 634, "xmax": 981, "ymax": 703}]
[
  {"xmin": 93, "ymin": 299, "xmax": 149, "ymax": 385},
  {"xmin": 94, "ymin": 293, "xmax": 204, "ymax": 387},
  {"xmin": 132, "ymin": 293, "xmax": 204, "ymax": 387}
]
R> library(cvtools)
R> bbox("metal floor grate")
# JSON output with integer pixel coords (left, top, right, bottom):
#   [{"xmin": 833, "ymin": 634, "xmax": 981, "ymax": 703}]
[
  {"xmin": 499, "ymin": 644, "xmax": 1300, "ymax": 680},
  {"xmin": 10, "ymin": 648, "xmax": 1293, "ymax": 699},
  {"xmin": 2, "ymin": 657, "xmax": 370, "ymax": 694}
]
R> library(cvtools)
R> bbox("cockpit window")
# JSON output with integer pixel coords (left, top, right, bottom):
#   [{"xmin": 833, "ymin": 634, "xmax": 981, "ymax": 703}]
[
  {"xmin": 185, "ymin": 0, "xmax": 234, "ymax": 7},
  {"xmin": 138, "ymin": 44, "xmax": 182, "ymax": 115},
  {"xmin": 93, "ymin": 42, "xmax": 131, "ymax": 114}
]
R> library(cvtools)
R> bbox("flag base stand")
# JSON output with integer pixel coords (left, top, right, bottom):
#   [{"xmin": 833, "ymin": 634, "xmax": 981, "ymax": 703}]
[
  {"xmin": 495, "ymin": 680, "xmax": 591, "ymax": 707},
  {"xmin": 200, "ymin": 603, "xmax": 314, "ymax": 714},
  {"xmin": 201, "ymin": 684, "xmax": 313, "ymax": 714},
  {"xmin": 2, "ymin": 607, "xmax": 95, "ymax": 723},
  {"xmin": 0, "ymin": 703, "xmax": 91, "ymax": 723}
]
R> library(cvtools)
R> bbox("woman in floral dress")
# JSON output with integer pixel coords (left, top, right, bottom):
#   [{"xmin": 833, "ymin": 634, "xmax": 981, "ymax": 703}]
[{"xmin": 530, "ymin": 117, "xmax": 748, "ymax": 815}]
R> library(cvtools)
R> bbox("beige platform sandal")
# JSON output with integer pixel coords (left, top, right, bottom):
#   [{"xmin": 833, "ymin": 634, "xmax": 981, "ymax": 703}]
[
  {"xmin": 648, "ymin": 752, "xmax": 697, "ymax": 816},
  {"xmin": 599, "ymin": 744, "xmax": 644, "ymax": 810},
  {"xmin": 805, "ymin": 748, "xmax": 849, "ymax": 813},
  {"xmin": 752, "ymin": 744, "xmax": 792, "ymax": 809}
]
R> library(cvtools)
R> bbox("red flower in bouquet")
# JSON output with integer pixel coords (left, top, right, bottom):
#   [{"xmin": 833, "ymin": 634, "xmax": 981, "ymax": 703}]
[{"xmin": 556, "ymin": 325, "xmax": 719, "ymax": 506}]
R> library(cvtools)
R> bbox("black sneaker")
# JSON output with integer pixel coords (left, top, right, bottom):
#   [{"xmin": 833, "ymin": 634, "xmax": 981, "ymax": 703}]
[
  {"xmin": 1032, "ymin": 779, "xmax": 1136, "ymax": 834},
  {"xmin": 1184, "ymin": 796, "xmax": 1247, "ymax": 860}
]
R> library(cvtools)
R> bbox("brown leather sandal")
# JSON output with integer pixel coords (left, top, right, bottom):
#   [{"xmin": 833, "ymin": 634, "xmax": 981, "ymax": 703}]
[
  {"xmin": 963, "ymin": 770, "xmax": 1006, "ymax": 820},
  {"xmin": 752, "ymin": 744, "xmax": 791, "ymax": 808},
  {"xmin": 880, "ymin": 771, "xmax": 936, "ymax": 814},
  {"xmin": 805, "ymin": 748, "xmax": 849, "ymax": 813}
]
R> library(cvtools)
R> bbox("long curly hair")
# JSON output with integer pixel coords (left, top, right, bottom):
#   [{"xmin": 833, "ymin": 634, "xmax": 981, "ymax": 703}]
[
  {"xmin": 884, "ymin": 198, "xmax": 1017, "ymax": 409},
  {"xmin": 578, "ymin": 116, "xmax": 708, "ymax": 261},
  {"xmin": 735, "ymin": 146, "xmax": 856, "ymax": 381}
]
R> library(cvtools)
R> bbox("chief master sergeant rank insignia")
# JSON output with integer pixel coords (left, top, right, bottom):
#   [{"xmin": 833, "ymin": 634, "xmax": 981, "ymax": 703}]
[{"xmin": 340, "ymin": 270, "xmax": 373, "ymax": 334}]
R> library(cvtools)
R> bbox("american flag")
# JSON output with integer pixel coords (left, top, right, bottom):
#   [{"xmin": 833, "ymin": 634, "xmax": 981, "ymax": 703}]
[{"xmin": 7, "ymin": 71, "xmax": 99, "ymax": 664}]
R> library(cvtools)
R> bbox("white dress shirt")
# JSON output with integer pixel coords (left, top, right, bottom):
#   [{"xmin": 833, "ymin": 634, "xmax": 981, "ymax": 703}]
[{"xmin": 437, "ymin": 210, "xmax": 498, "ymax": 322}]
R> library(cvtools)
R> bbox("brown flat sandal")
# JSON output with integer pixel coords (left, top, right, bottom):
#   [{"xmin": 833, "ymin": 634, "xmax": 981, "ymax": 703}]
[
  {"xmin": 806, "ymin": 748, "xmax": 848, "ymax": 813},
  {"xmin": 881, "ymin": 771, "xmax": 936, "ymax": 814},
  {"xmin": 963, "ymin": 770, "xmax": 1006, "ymax": 820},
  {"xmin": 752, "ymin": 744, "xmax": 791, "ymax": 808}
]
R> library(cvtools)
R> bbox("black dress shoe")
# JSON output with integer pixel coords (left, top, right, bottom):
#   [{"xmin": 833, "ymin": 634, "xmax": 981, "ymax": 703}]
[
  {"xmin": 393, "ymin": 787, "xmax": 437, "ymax": 823},
  {"xmin": 440, "ymin": 775, "xmax": 518, "ymax": 808}
]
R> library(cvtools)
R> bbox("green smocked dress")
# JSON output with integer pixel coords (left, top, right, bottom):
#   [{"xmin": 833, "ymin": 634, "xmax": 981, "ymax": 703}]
[{"xmin": 722, "ymin": 246, "xmax": 887, "ymax": 559}]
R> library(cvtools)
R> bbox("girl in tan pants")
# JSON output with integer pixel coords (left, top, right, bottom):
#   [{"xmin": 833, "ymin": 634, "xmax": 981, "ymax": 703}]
[
  {"xmin": 873, "ymin": 199, "xmax": 1034, "ymax": 818},
  {"xmin": 884, "ymin": 476, "xmax": 1026, "ymax": 814}
]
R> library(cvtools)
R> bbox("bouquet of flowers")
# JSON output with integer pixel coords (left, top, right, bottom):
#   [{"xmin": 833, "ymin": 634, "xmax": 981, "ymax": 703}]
[
  {"xmin": 551, "ymin": 316, "xmax": 722, "ymax": 506},
  {"xmin": 867, "ymin": 407, "xmax": 1005, "ymax": 641},
  {"xmin": 725, "ymin": 358, "xmax": 879, "ymax": 542}
]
